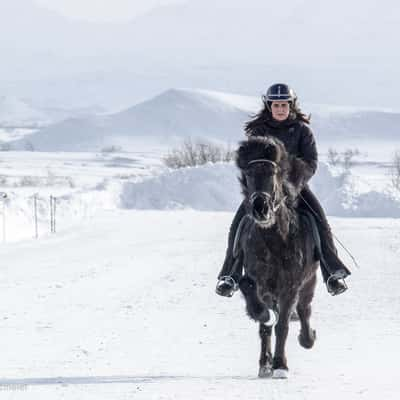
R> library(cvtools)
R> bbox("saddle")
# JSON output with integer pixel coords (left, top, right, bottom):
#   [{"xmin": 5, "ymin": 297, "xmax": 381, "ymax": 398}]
[{"xmin": 233, "ymin": 209, "xmax": 322, "ymax": 263}]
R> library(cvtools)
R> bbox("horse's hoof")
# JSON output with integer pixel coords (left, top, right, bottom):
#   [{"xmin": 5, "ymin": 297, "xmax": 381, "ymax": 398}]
[
  {"xmin": 298, "ymin": 329, "xmax": 316, "ymax": 349},
  {"xmin": 272, "ymin": 369, "xmax": 289, "ymax": 379},
  {"xmin": 258, "ymin": 365, "xmax": 273, "ymax": 378}
]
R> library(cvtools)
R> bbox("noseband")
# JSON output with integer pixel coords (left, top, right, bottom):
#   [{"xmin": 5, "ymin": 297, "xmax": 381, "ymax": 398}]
[{"xmin": 247, "ymin": 158, "xmax": 286, "ymax": 213}]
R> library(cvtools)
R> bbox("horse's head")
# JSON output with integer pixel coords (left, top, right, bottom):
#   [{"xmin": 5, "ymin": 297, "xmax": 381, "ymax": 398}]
[{"xmin": 236, "ymin": 137, "xmax": 290, "ymax": 227}]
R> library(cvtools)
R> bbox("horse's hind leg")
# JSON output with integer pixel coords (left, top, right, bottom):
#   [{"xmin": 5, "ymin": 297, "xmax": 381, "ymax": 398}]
[
  {"xmin": 297, "ymin": 274, "xmax": 317, "ymax": 349},
  {"xmin": 258, "ymin": 323, "xmax": 273, "ymax": 378}
]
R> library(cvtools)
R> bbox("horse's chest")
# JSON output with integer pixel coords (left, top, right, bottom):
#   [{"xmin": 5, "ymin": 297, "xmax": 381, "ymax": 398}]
[{"xmin": 245, "ymin": 233, "xmax": 304, "ymax": 288}]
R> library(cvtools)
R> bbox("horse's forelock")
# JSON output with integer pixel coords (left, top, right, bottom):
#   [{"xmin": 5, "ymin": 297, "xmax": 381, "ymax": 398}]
[
  {"xmin": 236, "ymin": 137, "xmax": 284, "ymax": 170},
  {"xmin": 236, "ymin": 137, "xmax": 293, "ymax": 202}
]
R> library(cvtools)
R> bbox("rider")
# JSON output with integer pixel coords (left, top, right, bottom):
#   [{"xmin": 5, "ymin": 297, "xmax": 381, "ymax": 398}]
[{"xmin": 216, "ymin": 83, "xmax": 351, "ymax": 297}]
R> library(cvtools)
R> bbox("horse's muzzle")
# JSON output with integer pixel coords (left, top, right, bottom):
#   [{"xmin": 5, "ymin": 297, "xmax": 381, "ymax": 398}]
[{"xmin": 251, "ymin": 193, "xmax": 270, "ymax": 221}]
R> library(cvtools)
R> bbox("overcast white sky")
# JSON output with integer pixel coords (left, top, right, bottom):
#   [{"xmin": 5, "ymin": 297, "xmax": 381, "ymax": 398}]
[{"xmin": 34, "ymin": 0, "xmax": 186, "ymax": 22}]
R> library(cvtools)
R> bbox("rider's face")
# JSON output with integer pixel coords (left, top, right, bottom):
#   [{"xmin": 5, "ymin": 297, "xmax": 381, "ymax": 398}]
[{"xmin": 271, "ymin": 101, "xmax": 290, "ymax": 122}]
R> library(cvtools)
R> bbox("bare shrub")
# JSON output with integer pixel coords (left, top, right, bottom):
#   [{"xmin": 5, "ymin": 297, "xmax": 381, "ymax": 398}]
[
  {"xmin": 18, "ymin": 173, "xmax": 75, "ymax": 188},
  {"xmin": 163, "ymin": 138, "xmax": 234, "ymax": 169},
  {"xmin": 326, "ymin": 147, "xmax": 360, "ymax": 172},
  {"xmin": 327, "ymin": 148, "xmax": 340, "ymax": 166},
  {"xmin": 19, "ymin": 176, "xmax": 41, "ymax": 187},
  {"xmin": 101, "ymin": 145, "xmax": 122, "ymax": 153},
  {"xmin": 343, "ymin": 148, "xmax": 360, "ymax": 171}
]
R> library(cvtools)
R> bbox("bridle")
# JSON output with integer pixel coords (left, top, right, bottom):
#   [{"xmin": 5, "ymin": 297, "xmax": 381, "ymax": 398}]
[
  {"xmin": 246, "ymin": 158, "xmax": 287, "ymax": 214},
  {"xmin": 247, "ymin": 159, "xmax": 278, "ymax": 168}
]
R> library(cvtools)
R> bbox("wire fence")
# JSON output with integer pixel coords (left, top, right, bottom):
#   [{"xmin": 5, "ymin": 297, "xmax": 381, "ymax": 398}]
[{"xmin": 0, "ymin": 192, "xmax": 59, "ymax": 243}]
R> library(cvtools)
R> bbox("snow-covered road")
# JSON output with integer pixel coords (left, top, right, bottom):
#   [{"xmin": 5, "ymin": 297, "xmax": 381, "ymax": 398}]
[{"xmin": 0, "ymin": 211, "xmax": 399, "ymax": 399}]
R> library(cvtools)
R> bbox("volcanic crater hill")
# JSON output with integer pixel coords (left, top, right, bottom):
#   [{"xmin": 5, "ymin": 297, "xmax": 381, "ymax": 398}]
[
  {"xmin": 10, "ymin": 88, "xmax": 400, "ymax": 152},
  {"xmin": 11, "ymin": 89, "xmax": 255, "ymax": 151}
]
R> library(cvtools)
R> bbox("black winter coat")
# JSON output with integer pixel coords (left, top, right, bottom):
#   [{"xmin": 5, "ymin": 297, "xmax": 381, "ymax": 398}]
[{"xmin": 246, "ymin": 117, "xmax": 318, "ymax": 190}]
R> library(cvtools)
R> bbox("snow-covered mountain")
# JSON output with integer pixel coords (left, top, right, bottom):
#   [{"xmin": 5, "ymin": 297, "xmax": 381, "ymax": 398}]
[
  {"xmin": 10, "ymin": 89, "xmax": 257, "ymax": 151},
  {"xmin": 10, "ymin": 88, "xmax": 400, "ymax": 152}
]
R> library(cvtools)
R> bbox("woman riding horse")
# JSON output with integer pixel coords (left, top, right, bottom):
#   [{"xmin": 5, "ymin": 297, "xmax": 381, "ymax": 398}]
[{"xmin": 216, "ymin": 83, "xmax": 351, "ymax": 297}]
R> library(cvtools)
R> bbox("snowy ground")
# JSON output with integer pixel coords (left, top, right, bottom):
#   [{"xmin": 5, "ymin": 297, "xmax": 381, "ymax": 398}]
[
  {"xmin": 0, "ymin": 147, "xmax": 399, "ymax": 398},
  {"xmin": 0, "ymin": 151, "xmax": 164, "ymax": 241},
  {"xmin": 0, "ymin": 210, "xmax": 399, "ymax": 399}
]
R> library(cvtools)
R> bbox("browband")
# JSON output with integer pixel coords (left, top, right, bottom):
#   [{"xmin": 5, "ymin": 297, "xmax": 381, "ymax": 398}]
[{"xmin": 248, "ymin": 159, "xmax": 278, "ymax": 167}]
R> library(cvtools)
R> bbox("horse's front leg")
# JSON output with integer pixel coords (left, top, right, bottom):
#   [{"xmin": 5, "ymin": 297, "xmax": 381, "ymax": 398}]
[
  {"xmin": 272, "ymin": 295, "xmax": 296, "ymax": 379},
  {"xmin": 258, "ymin": 323, "xmax": 273, "ymax": 378},
  {"xmin": 239, "ymin": 276, "xmax": 275, "ymax": 324}
]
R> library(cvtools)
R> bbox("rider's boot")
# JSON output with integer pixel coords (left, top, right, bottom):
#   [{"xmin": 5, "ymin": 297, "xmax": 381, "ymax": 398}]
[
  {"xmin": 216, "ymin": 202, "xmax": 246, "ymax": 297},
  {"xmin": 319, "ymin": 254, "xmax": 349, "ymax": 296},
  {"xmin": 316, "ymin": 217, "xmax": 351, "ymax": 296},
  {"xmin": 300, "ymin": 187, "xmax": 351, "ymax": 296}
]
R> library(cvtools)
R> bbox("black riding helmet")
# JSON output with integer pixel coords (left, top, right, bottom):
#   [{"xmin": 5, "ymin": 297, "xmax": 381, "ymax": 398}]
[{"xmin": 265, "ymin": 83, "xmax": 297, "ymax": 110}]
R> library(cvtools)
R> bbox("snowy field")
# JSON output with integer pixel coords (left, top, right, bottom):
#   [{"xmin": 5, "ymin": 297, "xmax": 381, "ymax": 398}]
[
  {"xmin": 0, "ymin": 150, "xmax": 164, "ymax": 241},
  {"xmin": 0, "ymin": 210, "xmax": 399, "ymax": 399},
  {"xmin": 0, "ymin": 147, "xmax": 398, "ymax": 399}
]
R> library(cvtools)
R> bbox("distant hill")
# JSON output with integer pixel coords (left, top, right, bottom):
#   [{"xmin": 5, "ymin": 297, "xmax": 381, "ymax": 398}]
[
  {"xmin": 10, "ymin": 88, "xmax": 400, "ymax": 152},
  {"xmin": 10, "ymin": 89, "xmax": 256, "ymax": 151}
]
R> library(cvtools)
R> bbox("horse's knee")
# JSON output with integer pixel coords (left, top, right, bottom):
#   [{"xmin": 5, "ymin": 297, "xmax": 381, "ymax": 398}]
[{"xmin": 246, "ymin": 300, "xmax": 265, "ymax": 321}]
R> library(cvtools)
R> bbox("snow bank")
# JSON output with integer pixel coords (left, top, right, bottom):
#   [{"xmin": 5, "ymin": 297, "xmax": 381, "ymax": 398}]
[
  {"xmin": 120, "ymin": 162, "xmax": 242, "ymax": 211},
  {"xmin": 120, "ymin": 162, "xmax": 400, "ymax": 218}
]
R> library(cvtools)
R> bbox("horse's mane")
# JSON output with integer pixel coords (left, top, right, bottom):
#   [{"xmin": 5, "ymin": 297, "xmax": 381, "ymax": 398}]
[
  {"xmin": 236, "ymin": 136, "xmax": 295, "ymax": 197},
  {"xmin": 236, "ymin": 136, "xmax": 284, "ymax": 169}
]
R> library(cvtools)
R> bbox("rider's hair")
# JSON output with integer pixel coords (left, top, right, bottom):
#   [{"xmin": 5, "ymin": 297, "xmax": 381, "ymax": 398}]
[{"xmin": 245, "ymin": 95, "xmax": 310, "ymax": 135}]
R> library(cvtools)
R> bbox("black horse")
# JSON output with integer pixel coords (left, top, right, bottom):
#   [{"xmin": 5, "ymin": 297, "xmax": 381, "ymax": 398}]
[{"xmin": 234, "ymin": 136, "xmax": 318, "ymax": 379}]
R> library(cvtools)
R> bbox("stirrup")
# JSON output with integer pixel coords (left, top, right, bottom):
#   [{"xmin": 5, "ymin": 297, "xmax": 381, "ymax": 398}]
[
  {"xmin": 218, "ymin": 275, "xmax": 238, "ymax": 288},
  {"xmin": 326, "ymin": 275, "xmax": 348, "ymax": 296},
  {"xmin": 216, "ymin": 276, "xmax": 239, "ymax": 297}
]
